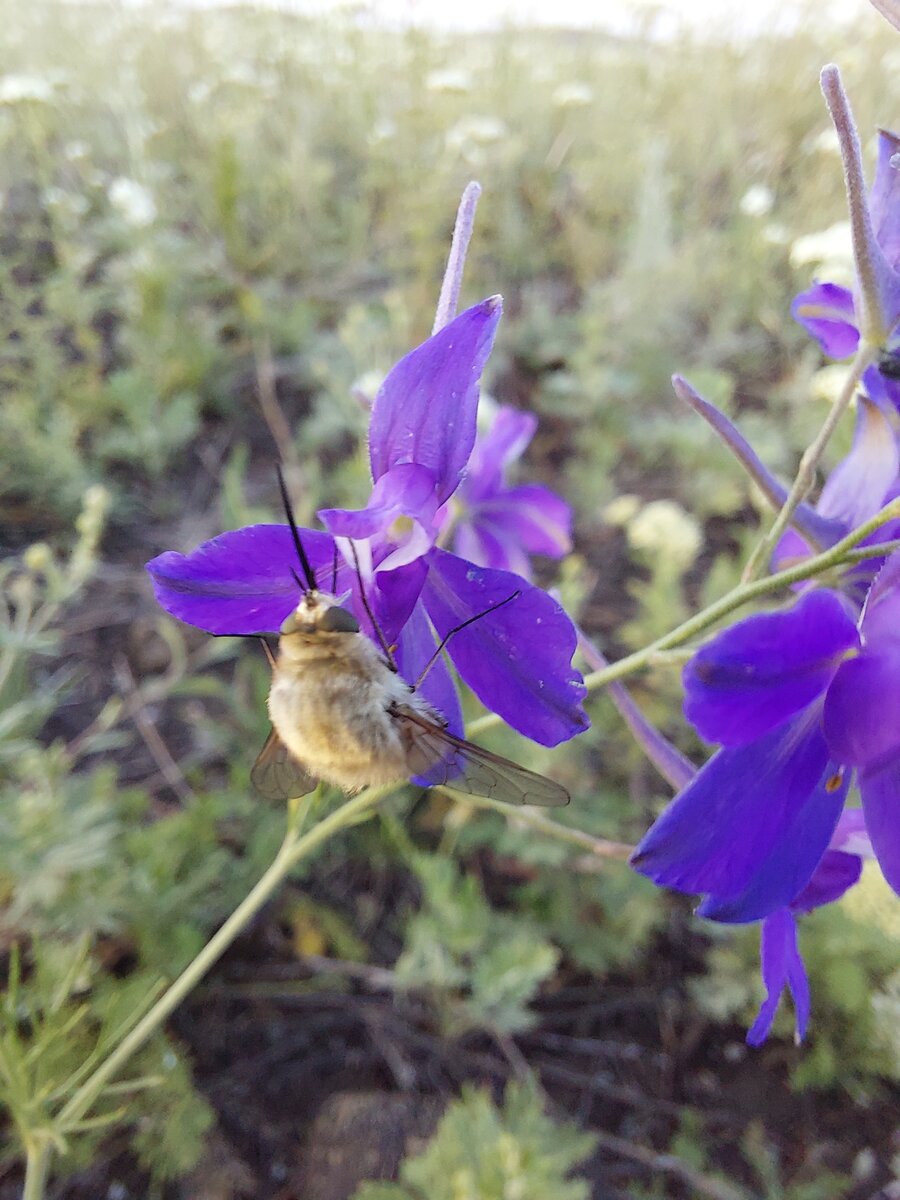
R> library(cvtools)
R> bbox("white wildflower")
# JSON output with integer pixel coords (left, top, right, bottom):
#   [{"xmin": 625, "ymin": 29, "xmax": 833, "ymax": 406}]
[
  {"xmin": 0, "ymin": 74, "xmax": 54, "ymax": 104},
  {"xmin": 789, "ymin": 221, "xmax": 853, "ymax": 286},
  {"xmin": 108, "ymin": 177, "xmax": 156, "ymax": 227},
  {"xmin": 446, "ymin": 116, "xmax": 507, "ymax": 152},
  {"xmin": 739, "ymin": 184, "xmax": 774, "ymax": 218}
]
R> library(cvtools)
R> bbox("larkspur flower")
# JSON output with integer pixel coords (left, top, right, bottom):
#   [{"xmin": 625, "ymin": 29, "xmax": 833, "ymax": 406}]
[
  {"xmin": 631, "ymin": 548, "xmax": 900, "ymax": 943},
  {"xmin": 706, "ymin": 810, "xmax": 869, "ymax": 1045},
  {"xmin": 792, "ymin": 111, "xmax": 900, "ymax": 409},
  {"xmin": 673, "ymin": 375, "xmax": 900, "ymax": 598},
  {"xmin": 147, "ymin": 298, "xmax": 589, "ymax": 752},
  {"xmin": 437, "ymin": 404, "xmax": 572, "ymax": 580},
  {"xmin": 771, "ymin": 394, "xmax": 900, "ymax": 601}
]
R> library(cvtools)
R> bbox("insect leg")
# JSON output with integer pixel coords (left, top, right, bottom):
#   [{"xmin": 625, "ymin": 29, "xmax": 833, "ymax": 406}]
[
  {"xmin": 414, "ymin": 590, "xmax": 520, "ymax": 687},
  {"xmin": 345, "ymin": 538, "xmax": 399, "ymax": 671}
]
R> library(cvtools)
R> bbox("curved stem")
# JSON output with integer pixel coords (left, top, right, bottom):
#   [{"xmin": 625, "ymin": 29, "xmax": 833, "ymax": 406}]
[
  {"xmin": 741, "ymin": 341, "xmax": 876, "ymax": 582},
  {"xmin": 56, "ymin": 784, "xmax": 393, "ymax": 1137}
]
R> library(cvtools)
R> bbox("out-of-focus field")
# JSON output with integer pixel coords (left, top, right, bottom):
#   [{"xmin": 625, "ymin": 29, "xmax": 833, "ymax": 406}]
[{"xmin": 1, "ymin": 2, "xmax": 899, "ymax": 1196}]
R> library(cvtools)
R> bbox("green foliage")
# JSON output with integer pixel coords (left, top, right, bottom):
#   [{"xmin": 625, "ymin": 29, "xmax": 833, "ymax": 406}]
[
  {"xmin": 1, "ymin": 1, "xmax": 899, "ymax": 1193},
  {"xmin": 353, "ymin": 1081, "xmax": 596, "ymax": 1200},
  {"xmin": 395, "ymin": 852, "xmax": 559, "ymax": 1035}
]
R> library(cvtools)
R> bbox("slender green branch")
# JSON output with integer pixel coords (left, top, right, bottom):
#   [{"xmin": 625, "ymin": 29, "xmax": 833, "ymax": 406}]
[
  {"xmin": 468, "ymin": 496, "xmax": 900, "ymax": 739},
  {"xmin": 437, "ymin": 788, "xmax": 633, "ymax": 860},
  {"xmin": 55, "ymin": 783, "xmax": 393, "ymax": 1135},
  {"xmin": 742, "ymin": 342, "xmax": 876, "ymax": 581},
  {"xmin": 22, "ymin": 1139, "xmax": 51, "ymax": 1200}
]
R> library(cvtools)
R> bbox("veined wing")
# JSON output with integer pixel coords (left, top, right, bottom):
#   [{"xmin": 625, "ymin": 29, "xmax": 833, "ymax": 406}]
[
  {"xmin": 390, "ymin": 705, "xmax": 569, "ymax": 808},
  {"xmin": 251, "ymin": 728, "xmax": 318, "ymax": 801}
]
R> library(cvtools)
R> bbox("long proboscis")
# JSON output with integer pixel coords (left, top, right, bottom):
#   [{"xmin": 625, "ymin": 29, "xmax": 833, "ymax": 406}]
[{"xmin": 276, "ymin": 463, "xmax": 317, "ymax": 592}]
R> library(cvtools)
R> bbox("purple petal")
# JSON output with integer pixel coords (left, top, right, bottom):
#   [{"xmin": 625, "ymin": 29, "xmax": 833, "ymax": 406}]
[
  {"xmin": 631, "ymin": 716, "xmax": 830, "ymax": 898},
  {"xmin": 829, "ymin": 806, "xmax": 872, "ymax": 856},
  {"xmin": 823, "ymin": 649, "xmax": 900, "ymax": 768},
  {"xmin": 394, "ymin": 604, "xmax": 465, "ymax": 787},
  {"xmin": 453, "ymin": 519, "xmax": 533, "ymax": 579},
  {"xmin": 860, "ymin": 548, "xmax": 900, "ymax": 650},
  {"xmin": 421, "ymin": 547, "xmax": 589, "ymax": 746},
  {"xmin": 746, "ymin": 909, "xmax": 810, "ymax": 1047},
  {"xmin": 146, "ymin": 524, "xmax": 337, "ymax": 635},
  {"xmin": 696, "ymin": 759, "xmax": 847, "ymax": 923},
  {"xmin": 771, "ymin": 527, "xmax": 813, "ymax": 576},
  {"xmin": 354, "ymin": 556, "xmax": 428, "ymax": 648},
  {"xmin": 859, "ymin": 754, "xmax": 900, "ymax": 893},
  {"xmin": 477, "ymin": 485, "xmax": 572, "ymax": 558},
  {"xmin": 369, "ymin": 298, "xmax": 502, "ymax": 504},
  {"xmin": 790, "ymin": 849, "xmax": 862, "ymax": 913},
  {"xmin": 672, "ymin": 376, "xmax": 837, "ymax": 549},
  {"xmin": 817, "ymin": 397, "xmax": 899, "ymax": 531},
  {"xmin": 319, "ymin": 463, "xmax": 439, "ymax": 543},
  {"xmin": 791, "ymin": 282, "xmax": 859, "ymax": 358},
  {"xmin": 861, "ymin": 362, "xmax": 900, "ymax": 417},
  {"xmin": 683, "ymin": 590, "xmax": 859, "ymax": 747},
  {"xmin": 464, "ymin": 407, "xmax": 537, "ymax": 502},
  {"xmin": 394, "ymin": 601, "xmax": 464, "ymax": 747},
  {"xmin": 872, "ymin": 129, "xmax": 900, "ymax": 273}
]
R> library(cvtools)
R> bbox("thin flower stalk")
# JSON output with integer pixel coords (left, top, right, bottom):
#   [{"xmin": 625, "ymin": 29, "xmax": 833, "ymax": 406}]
[
  {"xmin": 741, "ymin": 341, "xmax": 877, "ymax": 581},
  {"xmin": 468, "ymin": 495, "xmax": 900, "ymax": 738}
]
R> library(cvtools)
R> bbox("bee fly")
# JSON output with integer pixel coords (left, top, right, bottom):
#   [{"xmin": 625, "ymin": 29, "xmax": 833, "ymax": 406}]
[{"xmin": 250, "ymin": 469, "xmax": 570, "ymax": 808}]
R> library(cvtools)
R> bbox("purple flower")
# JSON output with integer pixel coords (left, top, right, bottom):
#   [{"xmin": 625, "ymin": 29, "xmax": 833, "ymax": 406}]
[
  {"xmin": 771, "ymin": 395, "xmax": 900, "ymax": 598},
  {"xmin": 438, "ymin": 405, "xmax": 572, "ymax": 580},
  {"xmin": 147, "ymin": 298, "xmax": 589, "ymax": 749},
  {"xmin": 793, "ymin": 126, "xmax": 900, "ymax": 409},
  {"xmin": 631, "ymin": 549, "xmax": 900, "ymax": 927},
  {"xmin": 726, "ymin": 811, "xmax": 867, "ymax": 1046}
]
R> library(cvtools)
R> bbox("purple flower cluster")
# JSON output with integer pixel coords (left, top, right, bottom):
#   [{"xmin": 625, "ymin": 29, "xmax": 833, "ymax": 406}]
[
  {"xmin": 148, "ymin": 299, "xmax": 588, "ymax": 750},
  {"xmin": 631, "ymin": 93, "xmax": 900, "ymax": 1042},
  {"xmin": 793, "ymin": 127, "xmax": 900, "ymax": 414},
  {"xmin": 440, "ymin": 404, "xmax": 572, "ymax": 581}
]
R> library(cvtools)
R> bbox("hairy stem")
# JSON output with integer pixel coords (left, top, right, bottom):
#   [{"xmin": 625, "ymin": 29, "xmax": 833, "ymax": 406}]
[{"xmin": 741, "ymin": 341, "xmax": 876, "ymax": 581}]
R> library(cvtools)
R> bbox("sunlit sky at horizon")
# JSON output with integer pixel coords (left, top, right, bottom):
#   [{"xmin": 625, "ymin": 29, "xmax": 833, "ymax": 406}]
[{"xmin": 139, "ymin": 0, "xmax": 868, "ymax": 36}]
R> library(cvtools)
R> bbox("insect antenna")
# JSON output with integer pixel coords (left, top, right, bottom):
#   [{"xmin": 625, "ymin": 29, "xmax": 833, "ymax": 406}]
[
  {"xmin": 415, "ymin": 590, "xmax": 520, "ymax": 687},
  {"xmin": 330, "ymin": 540, "xmax": 339, "ymax": 595},
  {"xmin": 276, "ymin": 463, "xmax": 317, "ymax": 592},
  {"xmin": 345, "ymin": 538, "xmax": 398, "ymax": 670}
]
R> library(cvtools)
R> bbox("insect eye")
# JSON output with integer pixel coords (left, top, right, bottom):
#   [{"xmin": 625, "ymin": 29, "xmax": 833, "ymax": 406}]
[{"xmin": 319, "ymin": 606, "xmax": 360, "ymax": 634}]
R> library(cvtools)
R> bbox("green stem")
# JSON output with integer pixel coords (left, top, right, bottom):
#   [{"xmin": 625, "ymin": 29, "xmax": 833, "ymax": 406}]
[
  {"xmin": 55, "ymin": 783, "xmax": 392, "ymax": 1136},
  {"xmin": 742, "ymin": 342, "xmax": 876, "ymax": 581},
  {"xmin": 22, "ymin": 1138, "xmax": 51, "ymax": 1200},
  {"xmin": 441, "ymin": 789, "xmax": 633, "ymax": 860},
  {"xmin": 468, "ymin": 495, "xmax": 900, "ymax": 738}
]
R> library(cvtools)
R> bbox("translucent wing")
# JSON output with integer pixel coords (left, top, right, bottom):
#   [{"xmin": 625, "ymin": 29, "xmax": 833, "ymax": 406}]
[
  {"xmin": 390, "ymin": 705, "xmax": 569, "ymax": 808},
  {"xmin": 251, "ymin": 728, "xmax": 318, "ymax": 801}
]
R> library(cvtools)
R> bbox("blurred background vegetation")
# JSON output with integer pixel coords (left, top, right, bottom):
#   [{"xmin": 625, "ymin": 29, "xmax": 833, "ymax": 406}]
[{"xmin": 1, "ymin": 0, "xmax": 899, "ymax": 1195}]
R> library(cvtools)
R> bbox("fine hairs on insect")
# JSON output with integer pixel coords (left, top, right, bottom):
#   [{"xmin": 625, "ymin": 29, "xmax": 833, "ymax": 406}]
[{"xmin": 251, "ymin": 466, "xmax": 569, "ymax": 808}]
